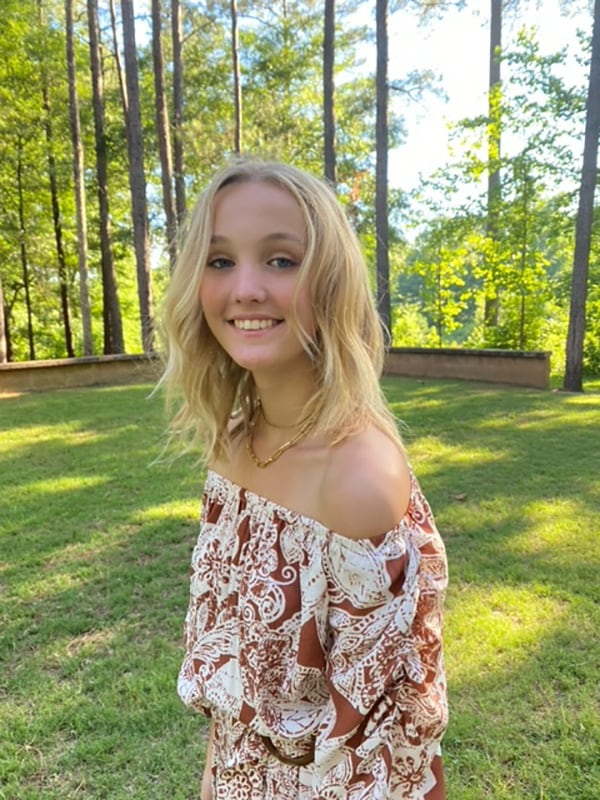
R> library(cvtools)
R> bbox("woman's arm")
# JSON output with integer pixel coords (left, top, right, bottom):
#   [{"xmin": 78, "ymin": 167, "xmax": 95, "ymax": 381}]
[
  {"xmin": 425, "ymin": 755, "xmax": 446, "ymax": 799},
  {"xmin": 201, "ymin": 721, "xmax": 215, "ymax": 800}
]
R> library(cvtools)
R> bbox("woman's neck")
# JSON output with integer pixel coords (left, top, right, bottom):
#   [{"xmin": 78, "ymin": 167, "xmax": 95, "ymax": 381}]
[{"xmin": 253, "ymin": 367, "xmax": 318, "ymax": 430}]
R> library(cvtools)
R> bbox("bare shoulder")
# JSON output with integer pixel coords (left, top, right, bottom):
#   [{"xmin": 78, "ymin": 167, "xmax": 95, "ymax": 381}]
[{"xmin": 318, "ymin": 425, "xmax": 410, "ymax": 540}]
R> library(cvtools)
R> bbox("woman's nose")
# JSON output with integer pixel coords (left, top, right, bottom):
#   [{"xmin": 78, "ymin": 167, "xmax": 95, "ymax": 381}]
[{"xmin": 233, "ymin": 263, "xmax": 267, "ymax": 303}]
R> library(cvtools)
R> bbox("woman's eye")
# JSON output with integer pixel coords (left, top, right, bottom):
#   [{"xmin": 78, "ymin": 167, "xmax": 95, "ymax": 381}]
[
  {"xmin": 207, "ymin": 257, "xmax": 234, "ymax": 270},
  {"xmin": 269, "ymin": 256, "xmax": 297, "ymax": 269}
]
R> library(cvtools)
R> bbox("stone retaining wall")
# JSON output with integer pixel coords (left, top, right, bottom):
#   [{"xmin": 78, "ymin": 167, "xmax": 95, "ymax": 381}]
[
  {"xmin": 384, "ymin": 347, "xmax": 550, "ymax": 389},
  {"xmin": 0, "ymin": 354, "xmax": 161, "ymax": 395},
  {"xmin": 0, "ymin": 348, "xmax": 550, "ymax": 395}
]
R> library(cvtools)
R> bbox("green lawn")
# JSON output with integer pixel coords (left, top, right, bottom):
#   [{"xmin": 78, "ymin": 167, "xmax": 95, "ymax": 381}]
[{"xmin": 1, "ymin": 378, "xmax": 599, "ymax": 799}]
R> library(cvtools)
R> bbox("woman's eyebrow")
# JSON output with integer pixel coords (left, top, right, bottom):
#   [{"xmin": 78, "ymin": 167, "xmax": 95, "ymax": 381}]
[
  {"xmin": 260, "ymin": 232, "xmax": 304, "ymax": 244},
  {"xmin": 209, "ymin": 232, "xmax": 304, "ymax": 245}
]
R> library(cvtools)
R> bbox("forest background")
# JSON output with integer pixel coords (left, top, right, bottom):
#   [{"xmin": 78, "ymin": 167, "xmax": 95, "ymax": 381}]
[{"xmin": 0, "ymin": 0, "xmax": 599, "ymax": 388}]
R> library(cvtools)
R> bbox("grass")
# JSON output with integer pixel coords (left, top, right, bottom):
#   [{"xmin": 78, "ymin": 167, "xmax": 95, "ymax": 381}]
[{"xmin": 1, "ymin": 377, "xmax": 599, "ymax": 799}]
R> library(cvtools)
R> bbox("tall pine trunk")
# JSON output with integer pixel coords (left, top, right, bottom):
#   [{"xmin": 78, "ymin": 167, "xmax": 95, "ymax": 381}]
[
  {"xmin": 230, "ymin": 0, "xmax": 242, "ymax": 154},
  {"xmin": 87, "ymin": 0, "xmax": 124, "ymax": 354},
  {"xmin": 172, "ymin": 0, "xmax": 186, "ymax": 225},
  {"xmin": 563, "ymin": 0, "xmax": 600, "ymax": 391},
  {"xmin": 109, "ymin": 0, "xmax": 128, "ymax": 114},
  {"xmin": 66, "ymin": 0, "xmax": 93, "ymax": 355},
  {"xmin": 121, "ymin": 0, "xmax": 154, "ymax": 353},
  {"xmin": 323, "ymin": 0, "xmax": 336, "ymax": 185},
  {"xmin": 375, "ymin": 0, "xmax": 390, "ymax": 341},
  {"xmin": 484, "ymin": 0, "xmax": 502, "ymax": 333},
  {"xmin": 17, "ymin": 138, "xmax": 35, "ymax": 361},
  {"xmin": 38, "ymin": 0, "xmax": 74, "ymax": 358},
  {"xmin": 0, "ymin": 272, "xmax": 7, "ymax": 363},
  {"xmin": 151, "ymin": 0, "xmax": 178, "ymax": 271}
]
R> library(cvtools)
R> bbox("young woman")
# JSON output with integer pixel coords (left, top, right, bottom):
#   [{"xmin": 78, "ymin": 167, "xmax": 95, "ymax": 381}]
[{"xmin": 162, "ymin": 159, "xmax": 448, "ymax": 799}]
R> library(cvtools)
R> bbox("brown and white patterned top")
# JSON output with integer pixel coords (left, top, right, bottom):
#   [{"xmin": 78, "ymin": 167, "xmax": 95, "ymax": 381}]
[{"xmin": 178, "ymin": 469, "xmax": 448, "ymax": 799}]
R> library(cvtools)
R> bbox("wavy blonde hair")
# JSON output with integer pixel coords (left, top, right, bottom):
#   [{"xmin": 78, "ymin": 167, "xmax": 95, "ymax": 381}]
[{"xmin": 160, "ymin": 158, "xmax": 401, "ymax": 462}]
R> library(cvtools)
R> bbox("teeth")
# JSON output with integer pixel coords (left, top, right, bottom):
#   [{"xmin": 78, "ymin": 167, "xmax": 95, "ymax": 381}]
[{"xmin": 233, "ymin": 319, "xmax": 278, "ymax": 330}]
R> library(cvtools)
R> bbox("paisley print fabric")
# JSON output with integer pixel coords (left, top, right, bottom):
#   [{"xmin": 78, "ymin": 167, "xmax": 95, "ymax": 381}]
[{"xmin": 178, "ymin": 470, "xmax": 448, "ymax": 799}]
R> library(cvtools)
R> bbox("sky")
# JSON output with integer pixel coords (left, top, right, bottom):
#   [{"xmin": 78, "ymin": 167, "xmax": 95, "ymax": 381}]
[{"xmin": 382, "ymin": 0, "xmax": 592, "ymax": 191}]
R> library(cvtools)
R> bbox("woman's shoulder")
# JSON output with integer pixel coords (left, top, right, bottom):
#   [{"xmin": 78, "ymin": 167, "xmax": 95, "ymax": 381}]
[{"xmin": 318, "ymin": 425, "xmax": 411, "ymax": 541}]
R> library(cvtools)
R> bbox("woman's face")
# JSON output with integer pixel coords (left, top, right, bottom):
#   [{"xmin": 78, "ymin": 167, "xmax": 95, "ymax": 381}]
[{"xmin": 199, "ymin": 180, "xmax": 315, "ymax": 378}]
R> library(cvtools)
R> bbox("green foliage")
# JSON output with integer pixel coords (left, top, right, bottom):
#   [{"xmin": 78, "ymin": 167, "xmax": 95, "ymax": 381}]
[
  {"xmin": 391, "ymin": 301, "xmax": 437, "ymax": 346},
  {"xmin": 405, "ymin": 26, "xmax": 594, "ymax": 373}
]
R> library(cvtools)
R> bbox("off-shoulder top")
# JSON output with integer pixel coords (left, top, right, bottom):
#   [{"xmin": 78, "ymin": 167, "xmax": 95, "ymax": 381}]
[{"xmin": 178, "ymin": 469, "xmax": 448, "ymax": 799}]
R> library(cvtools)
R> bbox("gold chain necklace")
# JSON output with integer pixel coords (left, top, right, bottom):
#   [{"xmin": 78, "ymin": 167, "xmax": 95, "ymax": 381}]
[{"xmin": 245, "ymin": 404, "xmax": 317, "ymax": 469}]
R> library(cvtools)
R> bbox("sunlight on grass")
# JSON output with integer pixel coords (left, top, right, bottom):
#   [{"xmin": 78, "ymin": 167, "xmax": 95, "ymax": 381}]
[
  {"xmin": 515, "ymin": 498, "xmax": 595, "ymax": 550},
  {"xmin": 14, "ymin": 474, "xmax": 109, "ymax": 497},
  {"xmin": 446, "ymin": 584, "xmax": 569, "ymax": 683},
  {"xmin": 0, "ymin": 424, "xmax": 108, "ymax": 450},
  {"xmin": 409, "ymin": 436, "xmax": 502, "ymax": 468},
  {"xmin": 14, "ymin": 568, "xmax": 92, "ymax": 602},
  {"xmin": 134, "ymin": 499, "xmax": 200, "ymax": 522}
]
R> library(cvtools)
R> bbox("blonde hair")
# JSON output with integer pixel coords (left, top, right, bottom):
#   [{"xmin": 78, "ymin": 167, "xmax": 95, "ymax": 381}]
[{"xmin": 160, "ymin": 158, "xmax": 401, "ymax": 462}]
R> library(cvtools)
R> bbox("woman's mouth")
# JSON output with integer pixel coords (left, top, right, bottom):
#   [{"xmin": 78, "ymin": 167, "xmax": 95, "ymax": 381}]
[{"xmin": 231, "ymin": 319, "xmax": 281, "ymax": 331}]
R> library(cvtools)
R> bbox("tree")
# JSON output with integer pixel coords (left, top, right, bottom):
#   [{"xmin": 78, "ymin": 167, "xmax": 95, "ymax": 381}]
[
  {"xmin": 120, "ymin": 0, "xmax": 154, "ymax": 352},
  {"xmin": 109, "ymin": 0, "xmax": 128, "ymax": 113},
  {"xmin": 323, "ymin": 0, "xmax": 336, "ymax": 184},
  {"xmin": 564, "ymin": 0, "xmax": 600, "ymax": 391},
  {"xmin": 151, "ymin": 0, "xmax": 178, "ymax": 270},
  {"xmin": 0, "ymin": 271, "xmax": 7, "ymax": 363},
  {"xmin": 65, "ymin": 0, "xmax": 93, "ymax": 355},
  {"xmin": 87, "ymin": 0, "xmax": 124, "ymax": 354},
  {"xmin": 375, "ymin": 0, "xmax": 391, "ymax": 339},
  {"xmin": 484, "ymin": 0, "xmax": 503, "ymax": 331},
  {"xmin": 171, "ymin": 0, "xmax": 186, "ymax": 225},
  {"xmin": 16, "ymin": 137, "xmax": 35, "ymax": 361},
  {"xmin": 231, "ymin": 0, "xmax": 242, "ymax": 154},
  {"xmin": 38, "ymin": 0, "xmax": 75, "ymax": 359}
]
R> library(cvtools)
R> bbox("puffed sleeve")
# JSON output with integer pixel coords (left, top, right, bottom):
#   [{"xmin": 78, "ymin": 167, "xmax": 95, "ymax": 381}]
[{"xmin": 313, "ymin": 490, "xmax": 448, "ymax": 800}]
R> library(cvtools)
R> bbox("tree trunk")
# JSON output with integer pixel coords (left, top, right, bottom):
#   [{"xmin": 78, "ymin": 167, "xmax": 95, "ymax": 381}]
[
  {"xmin": 152, "ymin": 0, "xmax": 178, "ymax": 271},
  {"xmin": 230, "ymin": 0, "xmax": 242, "ymax": 154},
  {"xmin": 484, "ymin": 0, "xmax": 502, "ymax": 332},
  {"xmin": 171, "ymin": 0, "xmax": 186, "ymax": 225},
  {"xmin": 109, "ymin": 0, "xmax": 129, "ymax": 117},
  {"xmin": 0, "ymin": 272, "xmax": 7, "ymax": 364},
  {"xmin": 39, "ymin": 0, "xmax": 75, "ymax": 359},
  {"xmin": 563, "ymin": 0, "xmax": 600, "ymax": 391},
  {"xmin": 42, "ymin": 91, "xmax": 75, "ymax": 359},
  {"xmin": 375, "ymin": 0, "xmax": 391, "ymax": 341},
  {"xmin": 66, "ymin": 0, "xmax": 93, "ymax": 355},
  {"xmin": 323, "ymin": 0, "xmax": 336, "ymax": 185},
  {"xmin": 87, "ymin": 0, "xmax": 124, "ymax": 354},
  {"xmin": 121, "ymin": 0, "xmax": 154, "ymax": 353},
  {"xmin": 17, "ymin": 138, "xmax": 35, "ymax": 361}
]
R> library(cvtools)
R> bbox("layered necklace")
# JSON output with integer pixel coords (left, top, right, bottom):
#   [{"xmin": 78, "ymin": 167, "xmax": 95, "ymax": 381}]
[{"xmin": 245, "ymin": 400, "xmax": 318, "ymax": 469}]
